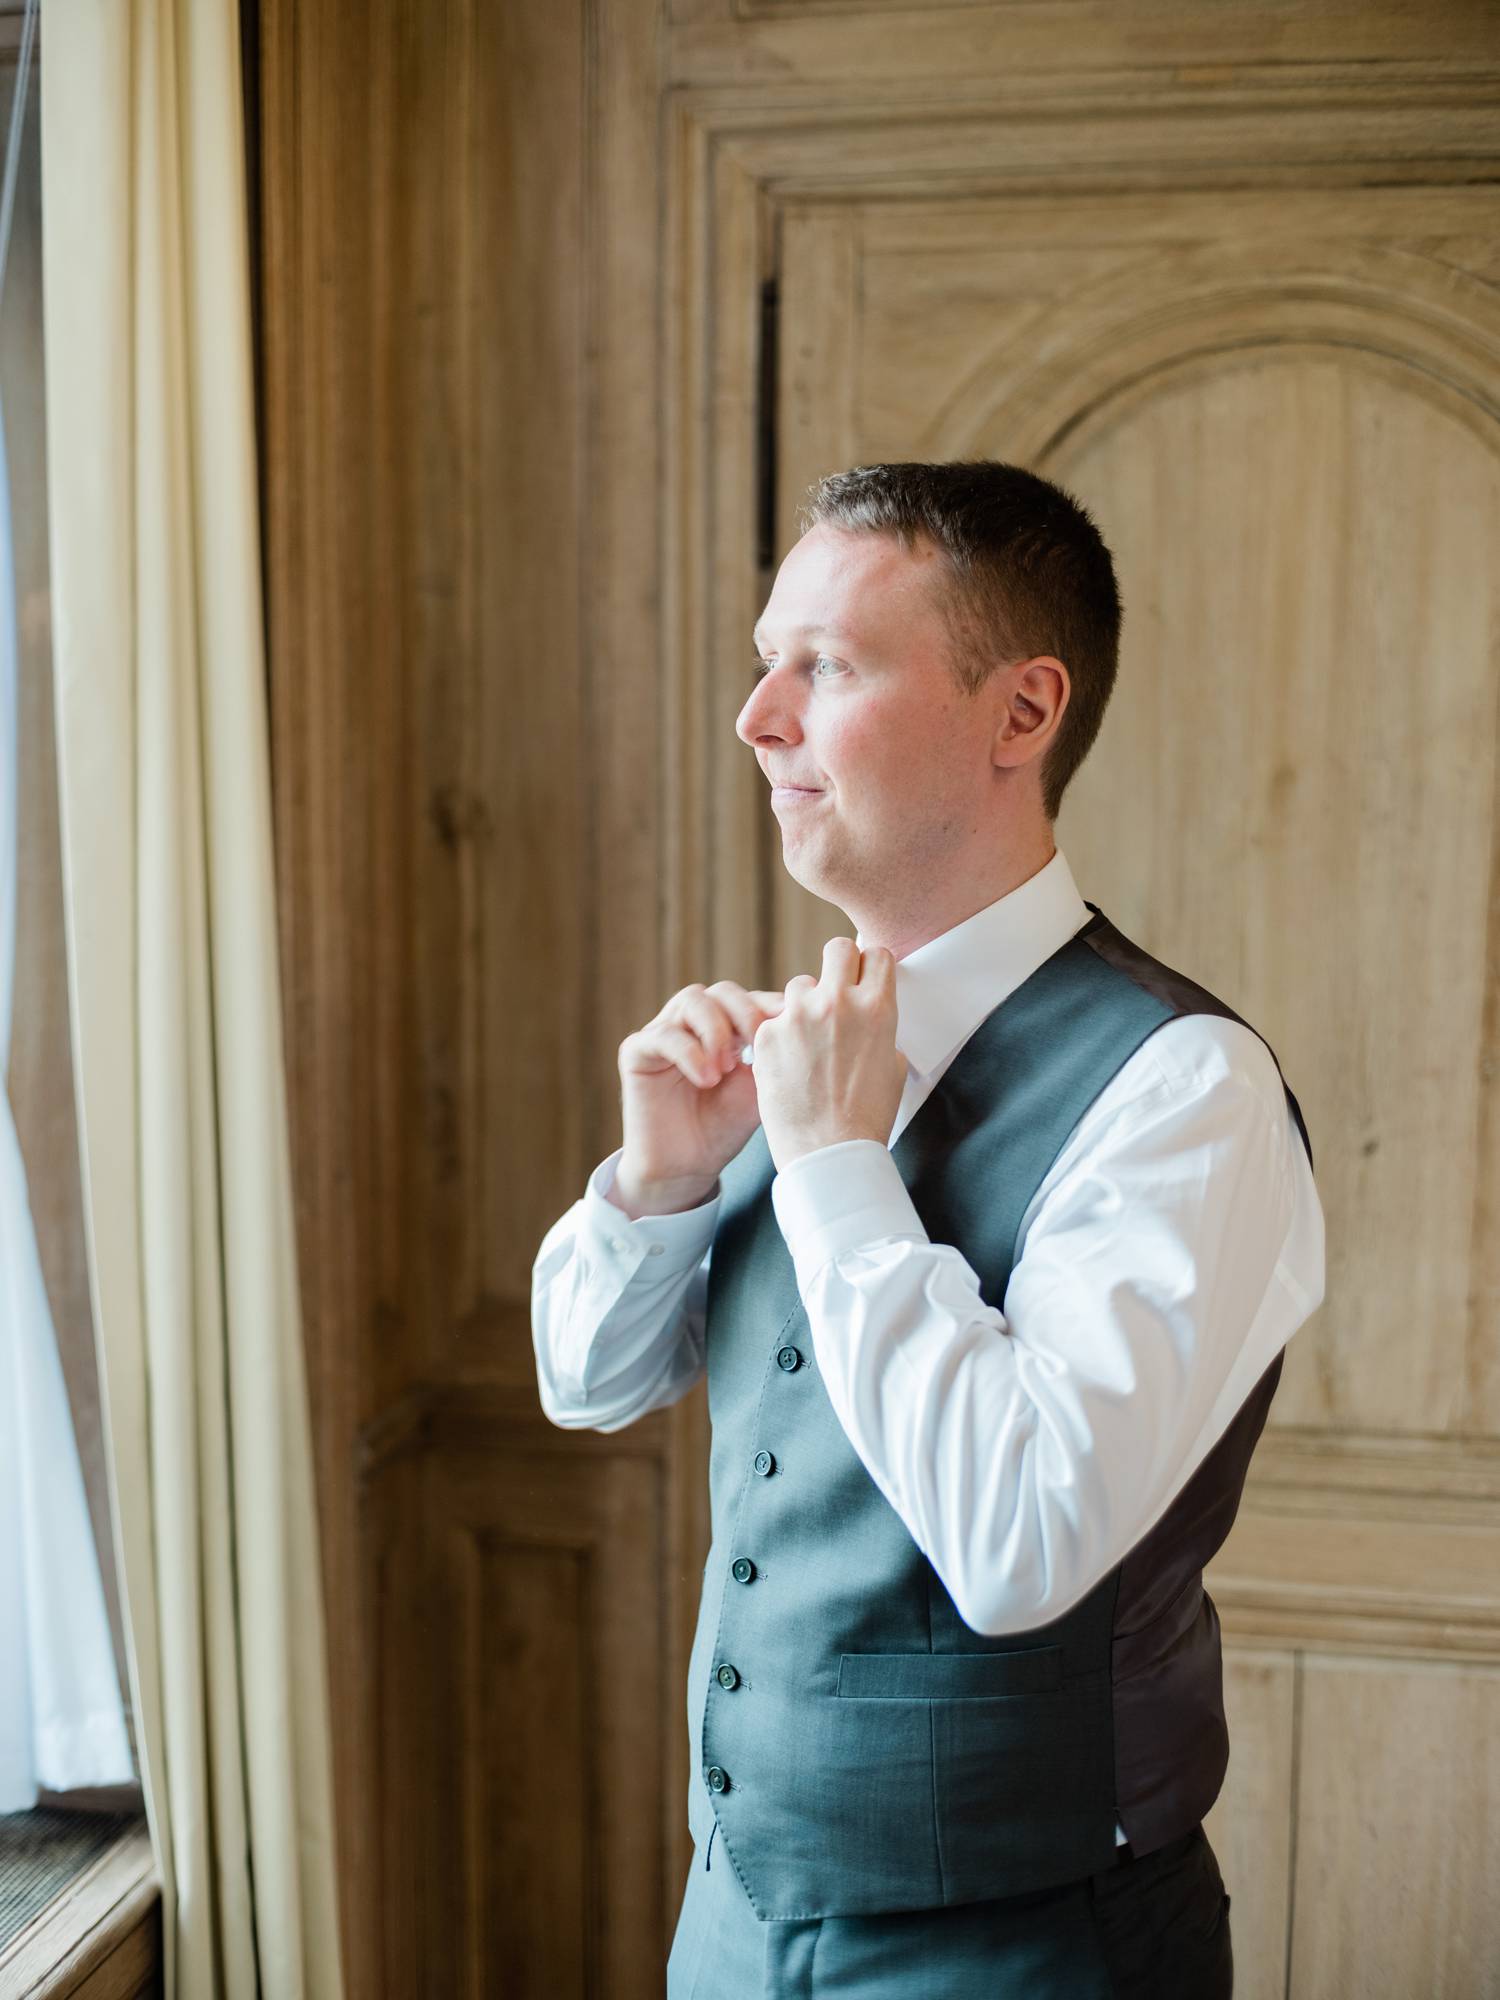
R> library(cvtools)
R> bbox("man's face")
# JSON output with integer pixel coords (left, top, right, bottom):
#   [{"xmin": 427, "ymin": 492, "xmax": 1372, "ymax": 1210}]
[{"xmin": 737, "ymin": 523, "xmax": 1000, "ymax": 913}]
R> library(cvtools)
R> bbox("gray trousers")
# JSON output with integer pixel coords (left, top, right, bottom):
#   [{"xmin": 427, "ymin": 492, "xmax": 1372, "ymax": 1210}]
[{"xmin": 667, "ymin": 1820, "xmax": 1233, "ymax": 1999}]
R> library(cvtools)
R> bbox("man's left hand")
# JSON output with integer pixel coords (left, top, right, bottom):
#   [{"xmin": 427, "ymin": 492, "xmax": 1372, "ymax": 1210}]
[{"xmin": 753, "ymin": 937, "xmax": 908, "ymax": 1171}]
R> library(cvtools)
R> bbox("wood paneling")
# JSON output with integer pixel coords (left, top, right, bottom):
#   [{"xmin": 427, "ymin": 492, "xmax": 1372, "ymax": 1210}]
[
  {"xmin": 364, "ymin": 1408, "xmax": 668, "ymax": 1995},
  {"xmin": 258, "ymin": 0, "xmax": 677, "ymax": 1987},
  {"xmin": 257, "ymin": 0, "xmax": 1500, "ymax": 1988},
  {"xmin": 1291, "ymin": 1658, "xmax": 1500, "ymax": 1995}
]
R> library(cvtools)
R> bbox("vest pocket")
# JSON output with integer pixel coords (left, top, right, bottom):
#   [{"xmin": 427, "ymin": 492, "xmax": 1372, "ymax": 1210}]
[
  {"xmin": 931, "ymin": 1666, "xmax": 1117, "ymax": 1900},
  {"xmin": 836, "ymin": 1645, "xmax": 1062, "ymax": 1699}
]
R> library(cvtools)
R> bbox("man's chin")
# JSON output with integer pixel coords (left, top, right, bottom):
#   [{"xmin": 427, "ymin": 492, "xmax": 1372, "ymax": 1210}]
[{"xmin": 778, "ymin": 836, "xmax": 842, "ymax": 905}]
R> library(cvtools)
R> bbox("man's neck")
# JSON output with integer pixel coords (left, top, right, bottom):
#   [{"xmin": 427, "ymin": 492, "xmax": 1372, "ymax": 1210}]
[{"xmin": 853, "ymin": 840, "xmax": 1058, "ymax": 960}]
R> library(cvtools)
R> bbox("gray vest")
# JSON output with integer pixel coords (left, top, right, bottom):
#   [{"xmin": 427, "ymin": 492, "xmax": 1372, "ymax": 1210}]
[{"xmin": 684, "ymin": 902, "xmax": 1313, "ymax": 1920}]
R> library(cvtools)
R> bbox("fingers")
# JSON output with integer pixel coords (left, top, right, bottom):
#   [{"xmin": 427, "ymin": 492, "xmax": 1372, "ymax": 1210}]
[
  {"xmin": 639, "ymin": 1020, "xmax": 726, "ymax": 1088},
  {"xmin": 859, "ymin": 943, "xmax": 895, "ymax": 988},
  {"xmin": 629, "ymin": 960, "xmax": 900, "ymax": 1095},
  {"xmin": 700, "ymin": 982, "xmax": 786, "ymax": 1050},
  {"xmin": 812, "ymin": 936, "xmax": 892, "ymax": 1000},
  {"xmin": 811, "ymin": 936, "xmax": 893, "ymax": 993},
  {"xmin": 665, "ymin": 981, "xmax": 785, "ymax": 1084},
  {"xmin": 816, "ymin": 935, "xmax": 860, "ymax": 990}
]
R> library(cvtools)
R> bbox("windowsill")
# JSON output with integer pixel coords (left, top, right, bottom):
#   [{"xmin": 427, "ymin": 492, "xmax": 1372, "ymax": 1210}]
[{"xmin": 0, "ymin": 1818, "xmax": 160, "ymax": 1999}]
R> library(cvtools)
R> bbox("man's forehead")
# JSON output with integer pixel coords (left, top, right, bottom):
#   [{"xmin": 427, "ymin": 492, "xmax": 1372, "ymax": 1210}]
[
  {"xmin": 751, "ymin": 617, "xmax": 861, "ymax": 649},
  {"xmin": 755, "ymin": 529, "xmax": 944, "ymax": 648}
]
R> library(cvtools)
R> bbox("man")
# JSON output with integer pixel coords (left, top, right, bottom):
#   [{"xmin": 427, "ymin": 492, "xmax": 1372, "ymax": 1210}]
[{"xmin": 531, "ymin": 460, "xmax": 1324, "ymax": 1997}]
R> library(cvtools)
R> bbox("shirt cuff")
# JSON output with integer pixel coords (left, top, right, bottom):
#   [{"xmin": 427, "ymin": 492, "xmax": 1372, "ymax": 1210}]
[
  {"xmin": 770, "ymin": 1138, "xmax": 929, "ymax": 1291},
  {"xmin": 580, "ymin": 1147, "xmax": 721, "ymax": 1277}
]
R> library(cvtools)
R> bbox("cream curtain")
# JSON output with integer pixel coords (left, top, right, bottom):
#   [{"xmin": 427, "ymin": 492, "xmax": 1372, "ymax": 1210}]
[
  {"xmin": 39, "ymin": 3, "xmax": 344, "ymax": 1995},
  {"xmin": 1, "ymin": 223, "xmax": 135, "ymax": 1808}
]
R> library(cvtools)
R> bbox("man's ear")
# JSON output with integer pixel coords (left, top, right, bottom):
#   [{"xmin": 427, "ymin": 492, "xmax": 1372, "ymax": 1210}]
[{"xmin": 992, "ymin": 656, "xmax": 1068, "ymax": 766}]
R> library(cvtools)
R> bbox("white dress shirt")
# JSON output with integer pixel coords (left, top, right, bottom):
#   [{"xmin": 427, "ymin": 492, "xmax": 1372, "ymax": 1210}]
[{"xmin": 531, "ymin": 847, "xmax": 1326, "ymax": 1843}]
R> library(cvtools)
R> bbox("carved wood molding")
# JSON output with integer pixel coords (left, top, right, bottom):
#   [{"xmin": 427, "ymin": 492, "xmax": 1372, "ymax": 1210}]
[
  {"xmin": 920, "ymin": 236, "xmax": 1500, "ymax": 462},
  {"xmin": 1252, "ymin": 1427, "xmax": 1500, "ymax": 1508},
  {"xmin": 1215, "ymin": 1589, "xmax": 1500, "ymax": 1665},
  {"xmin": 674, "ymin": 75, "xmax": 1500, "ymax": 203},
  {"xmin": 356, "ymin": 1380, "xmax": 678, "ymax": 1485},
  {"xmin": 1214, "ymin": 1432, "xmax": 1500, "ymax": 1661},
  {"xmin": 667, "ymin": 3, "xmax": 1500, "ymax": 97},
  {"xmin": 359, "ymin": 1387, "xmax": 1500, "ymax": 1665}
]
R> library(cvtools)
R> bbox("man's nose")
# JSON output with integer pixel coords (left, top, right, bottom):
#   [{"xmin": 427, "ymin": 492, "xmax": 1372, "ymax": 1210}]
[{"xmin": 735, "ymin": 673, "xmax": 801, "ymax": 747}]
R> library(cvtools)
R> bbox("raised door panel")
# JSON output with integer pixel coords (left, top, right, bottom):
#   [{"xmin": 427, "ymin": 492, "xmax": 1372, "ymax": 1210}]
[
  {"xmin": 1290, "ymin": 1657, "xmax": 1500, "ymax": 1994},
  {"xmin": 366, "ymin": 1418, "xmax": 670, "ymax": 1998}
]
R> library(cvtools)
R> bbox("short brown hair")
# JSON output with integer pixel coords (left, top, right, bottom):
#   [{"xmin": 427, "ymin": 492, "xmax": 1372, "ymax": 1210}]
[{"xmin": 797, "ymin": 459, "xmax": 1121, "ymax": 822}]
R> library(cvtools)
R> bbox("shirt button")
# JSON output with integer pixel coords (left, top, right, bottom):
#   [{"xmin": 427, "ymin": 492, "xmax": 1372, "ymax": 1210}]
[
  {"xmin": 716, "ymin": 1662, "xmax": 741, "ymax": 1689},
  {"xmin": 752, "ymin": 1450, "xmax": 775, "ymax": 1477},
  {"xmin": 647, "ymin": 1242, "xmax": 666, "ymax": 1256},
  {"xmin": 610, "ymin": 1237, "xmax": 628, "ymax": 1253},
  {"xmin": 731, "ymin": 1557, "xmax": 756, "ymax": 1584},
  {"xmin": 706, "ymin": 1765, "xmax": 730, "ymax": 1793},
  {"xmin": 776, "ymin": 1346, "xmax": 803, "ymax": 1372}
]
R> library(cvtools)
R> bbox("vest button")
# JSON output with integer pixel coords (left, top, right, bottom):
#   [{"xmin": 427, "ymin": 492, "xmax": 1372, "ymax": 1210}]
[
  {"xmin": 776, "ymin": 1345, "xmax": 803, "ymax": 1372},
  {"xmin": 752, "ymin": 1450, "xmax": 775, "ymax": 1476},
  {"xmin": 716, "ymin": 1662, "xmax": 741, "ymax": 1689},
  {"xmin": 706, "ymin": 1765, "xmax": 730, "ymax": 1793},
  {"xmin": 731, "ymin": 1557, "xmax": 756, "ymax": 1584}
]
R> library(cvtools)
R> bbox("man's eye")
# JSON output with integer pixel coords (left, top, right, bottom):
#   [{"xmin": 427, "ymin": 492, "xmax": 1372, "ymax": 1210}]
[{"xmin": 749, "ymin": 654, "xmax": 842, "ymax": 680}]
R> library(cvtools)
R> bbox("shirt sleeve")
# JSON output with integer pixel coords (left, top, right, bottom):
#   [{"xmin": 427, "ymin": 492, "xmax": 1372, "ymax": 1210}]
[
  {"xmin": 530, "ymin": 1146, "xmax": 717, "ymax": 1433},
  {"xmin": 768, "ymin": 1033, "xmax": 1324, "ymax": 1635}
]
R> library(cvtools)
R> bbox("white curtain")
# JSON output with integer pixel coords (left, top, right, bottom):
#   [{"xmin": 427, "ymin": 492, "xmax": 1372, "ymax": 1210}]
[
  {"xmin": 0, "ymin": 372, "xmax": 135, "ymax": 1812},
  {"xmin": 39, "ymin": 2, "xmax": 345, "ymax": 1995}
]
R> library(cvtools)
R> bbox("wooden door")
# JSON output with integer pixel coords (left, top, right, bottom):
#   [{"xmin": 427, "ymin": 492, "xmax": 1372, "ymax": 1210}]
[
  {"xmin": 762, "ymin": 182, "xmax": 1500, "ymax": 1997},
  {"xmin": 670, "ymin": 48, "xmax": 1500, "ymax": 2000}
]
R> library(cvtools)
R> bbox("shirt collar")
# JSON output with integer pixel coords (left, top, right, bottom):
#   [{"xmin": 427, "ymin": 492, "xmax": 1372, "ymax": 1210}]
[{"xmin": 856, "ymin": 847, "xmax": 1093, "ymax": 1080}]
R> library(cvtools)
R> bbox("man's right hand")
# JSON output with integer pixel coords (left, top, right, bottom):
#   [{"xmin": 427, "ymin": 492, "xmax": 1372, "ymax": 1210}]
[{"xmin": 612, "ymin": 981, "xmax": 787, "ymax": 1217}]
